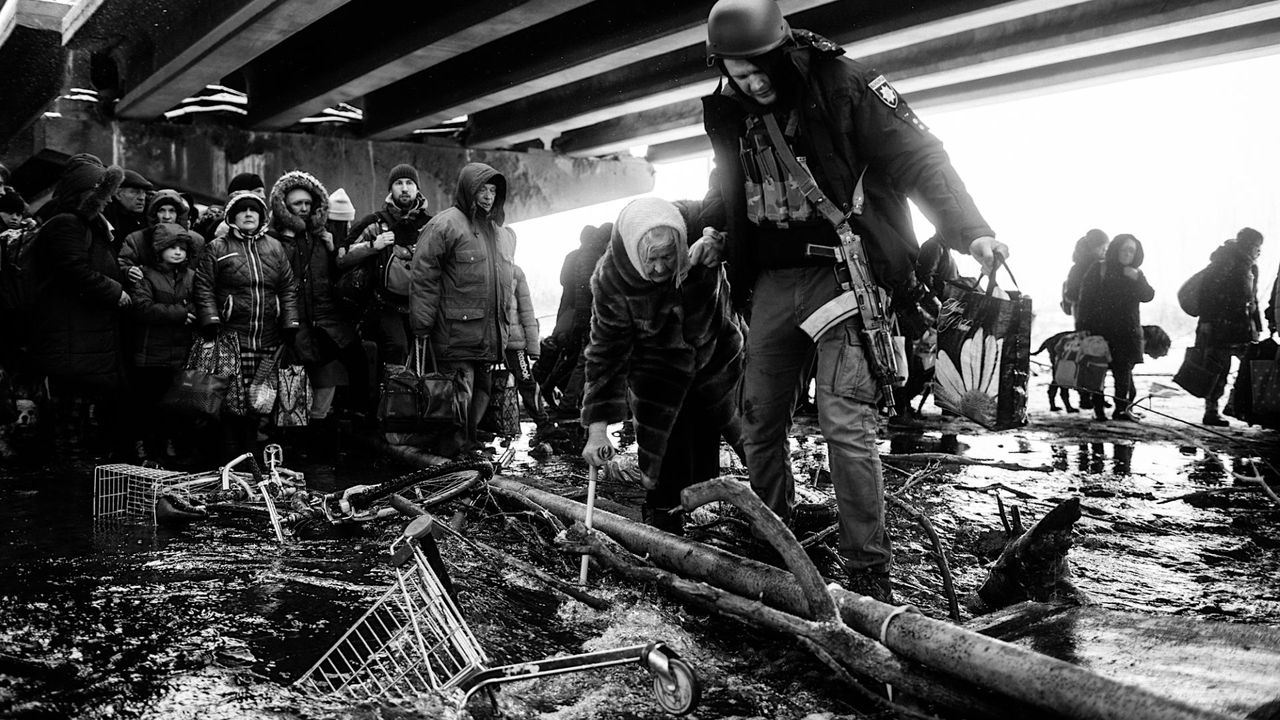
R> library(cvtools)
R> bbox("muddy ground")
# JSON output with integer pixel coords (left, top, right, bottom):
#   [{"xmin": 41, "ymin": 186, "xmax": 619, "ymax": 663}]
[{"xmin": 0, "ymin": 370, "xmax": 1277, "ymax": 719}]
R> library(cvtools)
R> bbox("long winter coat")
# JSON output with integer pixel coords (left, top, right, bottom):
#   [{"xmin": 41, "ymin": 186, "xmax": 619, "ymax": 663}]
[
  {"xmin": 410, "ymin": 163, "xmax": 515, "ymax": 362},
  {"xmin": 685, "ymin": 30, "xmax": 993, "ymax": 310},
  {"xmin": 581, "ymin": 224, "xmax": 744, "ymax": 482},
  {"xmin": 194, "ymin": 229, "xmax": 300, "ymax": 351},
  {"xmin": 132, "ymin": 263, "xmax": 194, "ymax": 368},
  {"xmin": 30, "ymin": 201, "xmax": 127, "ymax": 390},
  {"xmin": 269, "ymin": 171, "xmax": 357, "ymax": 368},
  {"xmin": 1075, "ymin": 241, "xmax": 1154, "ymax": 365},
  {"xmin": 1198, "ymin": 240, "xmax": 1262, "ymax": 347},
  {"xmin": 505, "ymin": 266, "xmax": 540, "ymax": 354}
]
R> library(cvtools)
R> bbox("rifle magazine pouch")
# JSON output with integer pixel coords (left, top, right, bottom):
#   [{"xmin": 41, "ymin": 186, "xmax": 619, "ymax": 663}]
[
  {"xmin": 762, "ymin": 178, "xmax": 786, "ymax": 222},
  {"xmin": 745, "ymin": 180, "xmax": 765, "ymax": 224}
]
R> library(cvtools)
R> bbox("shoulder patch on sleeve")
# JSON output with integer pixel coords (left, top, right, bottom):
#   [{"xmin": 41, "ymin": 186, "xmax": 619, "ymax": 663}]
[{"xmin": 868, "ymin": 75, "xmax": 899, "ymax": 109}]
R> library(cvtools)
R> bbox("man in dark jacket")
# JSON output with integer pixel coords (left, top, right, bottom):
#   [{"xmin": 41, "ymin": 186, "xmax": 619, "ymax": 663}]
[
  {"xmin": 102, "ymin": 169, "xmax": 152, "ymax": 252},
  {"xmin": 339, "ymin": 163, "xmax": 432, "ymax": 366},
  {"xmin": 269, "ymin": 171, "xmax": 361, "ymax": 433},
  {"xmin": 1197, "ymin": 227, "xmax": 1264, "ymax": 426},
  {"xmin": 411, "ymin": 162, "xmax": 516, "ymax": 457},
  {"xmin": 30, "ymin": 154, "xmax": 130, "ymax": 457},
  {"xmin": 680, "ymin": 0, "xmax": 1007, "ymax": 602}
]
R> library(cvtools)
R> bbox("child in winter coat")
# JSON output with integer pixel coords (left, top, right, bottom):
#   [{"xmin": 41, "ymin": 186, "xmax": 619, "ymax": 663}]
[{"xmin": 131, "ymin": 223, "xmax": 198, "ymax": 460}]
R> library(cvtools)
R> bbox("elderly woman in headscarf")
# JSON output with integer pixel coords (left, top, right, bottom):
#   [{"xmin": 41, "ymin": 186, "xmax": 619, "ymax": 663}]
[{"xmin": 580, "ymin": 197, "xmax": 744, "ymax": 534}]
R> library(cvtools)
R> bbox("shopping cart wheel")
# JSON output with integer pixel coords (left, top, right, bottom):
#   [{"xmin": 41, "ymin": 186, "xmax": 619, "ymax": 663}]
[{"xmin": 651, "ymin": 657, "xmax": 699, "ymax": 716}]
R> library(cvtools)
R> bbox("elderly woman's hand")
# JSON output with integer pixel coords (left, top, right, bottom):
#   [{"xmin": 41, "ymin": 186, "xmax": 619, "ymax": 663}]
[{"xmin": 581, "ymin": 421, "xmax": 616, "ymax": 467}]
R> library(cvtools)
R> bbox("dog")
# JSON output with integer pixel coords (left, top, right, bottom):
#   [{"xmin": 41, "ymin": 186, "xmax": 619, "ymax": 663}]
[
  {"xmin": 1032, "ymin": 325, "xmax": 1170, "ymax": 413},
  {"xmin": 0, "ymin": 371, "xmax": 50, "ymax": 461}
]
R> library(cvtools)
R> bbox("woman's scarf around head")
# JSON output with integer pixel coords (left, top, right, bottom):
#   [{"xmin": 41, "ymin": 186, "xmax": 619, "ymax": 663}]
[{"xmin": 615, "ymin": 197, "xmax": 690, "ymax": 287}]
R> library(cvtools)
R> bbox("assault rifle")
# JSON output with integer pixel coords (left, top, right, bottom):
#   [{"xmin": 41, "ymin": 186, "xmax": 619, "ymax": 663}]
[{"xmin": 761, "ymin": 114, "xmax": 901, "ymax": 415}]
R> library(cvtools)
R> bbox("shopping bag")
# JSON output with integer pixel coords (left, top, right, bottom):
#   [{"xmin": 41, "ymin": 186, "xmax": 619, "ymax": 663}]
[
  {"xmin": 1250, "ymin": 358, "xmax": 1280, "ymax": 419},
  {"xmin": 478, "ymin": 367, "xmax": 521, "ymax": 437},
  {"xmin": 377, "ymin": 362, "xmax": 425, "ymax": 432},
  {"xmin": 1173, "ymin": 347, "xmax": 1226, "ymax": 399},
  {"xmin": 932, "ymin": 261, "xmax": 1031, "ymax": 429},
  {"xmin": 274, "ymin": 362, "xmax": 312, "ymax": 427},
  {"xmin": 417, "ymin": 339, "xmax": 466, "ymax": 427},
  {"xmin": 1052, "ymin": 333, "xmax": 1111, "ymax": 393},
  {"xmin": 248, "ymin": 347, "xmax": 283, "ymax": 414},
  {"xmin": 163, "ymin": 331, "xmax": 242, "ymax": 419},
  {"xmin": 160, "ymin": 367, "xmax": 229, "ymax": 421}
]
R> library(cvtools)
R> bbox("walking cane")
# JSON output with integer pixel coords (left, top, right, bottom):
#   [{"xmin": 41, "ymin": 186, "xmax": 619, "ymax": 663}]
[{"xmin": 579, "ymin": 463, "xmax": 599, "ymax": 585}]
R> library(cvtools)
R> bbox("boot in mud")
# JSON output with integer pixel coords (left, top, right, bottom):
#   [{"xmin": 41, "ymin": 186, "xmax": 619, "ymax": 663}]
[
  {"xmin": 846, "ymin": 569, "xmax": 894, "ymax": 604},
  {"xmin": 642, "ymin": 505, "xmax": 685, "ymax": 536}
]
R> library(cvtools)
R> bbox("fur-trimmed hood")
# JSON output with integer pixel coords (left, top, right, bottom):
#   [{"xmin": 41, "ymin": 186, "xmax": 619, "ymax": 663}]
[
  {"xmin": 269, "ymin": 170, "xmax": 329, "ymax": 235},
  {"xmin": 147, "ymin": 189, "xmax": 191, "ymax": 228},
  {"xmin": 41, "ymin": 155, "xmax": 124, "ymax": 220}
]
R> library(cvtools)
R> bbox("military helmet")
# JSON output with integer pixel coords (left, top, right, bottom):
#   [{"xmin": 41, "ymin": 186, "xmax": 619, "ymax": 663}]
[{"xmin": 706, "ymin": 0, "xmax": 791, "ymax": 62}]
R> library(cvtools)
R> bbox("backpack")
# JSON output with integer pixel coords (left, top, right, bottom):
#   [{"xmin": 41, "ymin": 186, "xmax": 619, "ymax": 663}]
[
  {"xmin": 1177, "ymin": 266, "xmax": 1209, "ymax": 317},
  {"xmin": 382, "ymin": 243, "xmax": 414, "ymax": 297}
]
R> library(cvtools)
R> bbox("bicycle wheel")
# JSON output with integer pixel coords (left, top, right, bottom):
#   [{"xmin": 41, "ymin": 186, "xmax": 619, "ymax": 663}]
[{"xmin": 346, "ymin": 458, "xmax": 493, "ymax": 513}]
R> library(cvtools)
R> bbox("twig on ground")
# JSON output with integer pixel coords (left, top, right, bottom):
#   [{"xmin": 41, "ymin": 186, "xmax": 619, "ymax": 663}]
[
  {"xmin": 955, "ymin": 482, "xmax": 1040, "ymax": 500},
  {"xmin": 1157, "ymin": 486, "xmax": 1253, "ymax": 504},
  {"xmin": 887, "ymin": 496, "xmax": 961, "ymax": 623},
  {"xmin": 799, "ymin": 522, "xmax": 840, "ymax": 549}
]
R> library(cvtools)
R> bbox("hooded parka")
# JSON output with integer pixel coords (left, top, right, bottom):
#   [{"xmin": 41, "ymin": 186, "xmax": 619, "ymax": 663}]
[
  {"xmin": 119, "ymin": 190, "xmax": 203, "ymax": 277},
  {"xmin": 1198, "ymin": 239, "xmax": 1263, "ymax": 347},
  {"xmin": 410, "ymin": 163, "xmax": 515, "ymax": 362},
  {"xmin": 268, "ymin": 171, "xmax": 357, "ymax": 365},
  {"xmin": 132, "ymin": 223, "xmax": 196, "ymax": 367}
]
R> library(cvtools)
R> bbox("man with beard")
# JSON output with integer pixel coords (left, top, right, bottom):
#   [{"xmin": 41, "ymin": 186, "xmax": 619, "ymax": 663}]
[
  {"xmin": 268, "ymin": 171, "xmax": 361, "ymax": 448},
  {"xmin": 411, "ymin": 163, "xmax": 516, "ymax": 457},
  {"xmin": 102, "ymin": 169, "xmax": 152, "ymax": 252},
  {"xmin": 339, "ymin": 164, "xmax": 432, "ymax": 367},
  {"xmin": 29, "ymin": 154, "xmax": 131, "ymax": 458}
]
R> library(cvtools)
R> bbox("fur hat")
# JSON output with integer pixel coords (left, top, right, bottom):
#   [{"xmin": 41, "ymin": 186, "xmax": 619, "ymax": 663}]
[
  {"xmin": 328, "ymin": 188, "xmax": 356, "ymax": 221},
  {"xmin": 387, "ymin": 163, "xmax": 419, "ymax": 190},
  {"xmin": 224, "ymin": 190, "xmax": 268, "ymax": 224},
  {"xmin": 151, "ymin": 222, "xmax": 194, "ymax": 256},
  {"xmin": 52, "ymin": 154, "xmax": 124, "ymax": 209},
  {"xmin": 1237, "ymin": 227, "xmax": 1263, "ymax": 246},
  {"xmin": 0, "ymin": 188, "xmax": 25, "ymax": 214},
  {"xmin": 227, "ymin": 172, "xmax": 264, "ymax": 195},
  {"xmin": 121, "ymin": 169, "xmax": 153, "ymax": 190}
]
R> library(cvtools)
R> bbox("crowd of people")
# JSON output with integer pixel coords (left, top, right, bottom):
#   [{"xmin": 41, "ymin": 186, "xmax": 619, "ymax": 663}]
[
  {"xmin": 1060, "ymin": 227, "xmax": 1278, "ymax": 426},
  {"xmin": 3, "ymin": 0, "xmax": 1278, "ymax": 608}
]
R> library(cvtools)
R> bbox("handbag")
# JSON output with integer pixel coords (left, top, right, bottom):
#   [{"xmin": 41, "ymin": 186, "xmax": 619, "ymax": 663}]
[
  {"xmin": 416, "ymin": 339, "xmax": 466, "ymax": 427},
  {"xmin": 274, "ymin": 360, "xmax": 312, "ymax": 428},
  {"xmin": 161, "ymin": 332, "xmax": 240, "ymax": 421},
  {"xmin": 1173, "ymin": 347, "xmax": 1226, "ymax": 399},
  {"xmin": 248, "ymin": 347, "xmax": 284, "ymax": 414},
  {"xmin": 932, "ymin": 260, "xmax": 1032, "ymax": 429},
  {"xmin": 478, "ymin": 366, "xmax": 521, "ymax": 437}
]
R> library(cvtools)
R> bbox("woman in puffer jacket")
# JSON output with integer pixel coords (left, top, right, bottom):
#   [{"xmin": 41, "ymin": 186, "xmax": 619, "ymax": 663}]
[
  {"xmin": 579, "ymin": 197, "xmax": 745, "ymax": 535},
  {"xmin": 194, "ymin": 191, "xmax": 300, "ymax": 456}
]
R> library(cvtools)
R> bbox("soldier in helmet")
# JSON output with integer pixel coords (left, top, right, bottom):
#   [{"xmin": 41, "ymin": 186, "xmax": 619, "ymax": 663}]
[{"xmin": 679, "ymin": 0, "xmax": 1008, "ymax": 602}]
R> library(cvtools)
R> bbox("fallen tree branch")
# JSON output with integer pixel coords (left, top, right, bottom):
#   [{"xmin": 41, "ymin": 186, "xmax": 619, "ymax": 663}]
[
  {"xmin": 882, "ymin": 452, "xmax": 1052, "ymax": 473},
  {"xmin": 887, "ymin": 496, "xmax": 961, "ymax": 622},
  {"xmin": 955, "ymin": 482, "xmax": 1040, "ymax": 500}
]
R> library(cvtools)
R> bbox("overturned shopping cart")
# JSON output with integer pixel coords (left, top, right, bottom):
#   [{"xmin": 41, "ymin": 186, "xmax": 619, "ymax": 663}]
[{"xmin": 294, "ymin": 507, "xmax": 701, "ymax": 715}]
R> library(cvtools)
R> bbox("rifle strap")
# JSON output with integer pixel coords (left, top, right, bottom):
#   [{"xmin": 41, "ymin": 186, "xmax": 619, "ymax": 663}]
[{"xmin": 760, "ymin": 113, "xmax": 864, "ymax": 234}]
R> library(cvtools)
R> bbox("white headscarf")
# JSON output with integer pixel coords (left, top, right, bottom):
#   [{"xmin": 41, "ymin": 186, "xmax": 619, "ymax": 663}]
[{"xmin": 617, "ymin": 197, "xmax": 690, "ymax": 286}]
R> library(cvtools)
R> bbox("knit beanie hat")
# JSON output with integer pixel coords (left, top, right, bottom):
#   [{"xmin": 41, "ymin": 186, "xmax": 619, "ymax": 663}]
[
  {"xmin": 0, "ymin": 188, "xmax": 25, "ymax": 214},
  {"xmin": 387, "ymin": 163, "xmax": 419, "ymax": 190},
  {"xmin": 328, "ymin": 188, "xmax": 356, "ymax": 221},
  {"xmin": 121, "ymin": 169, "xmax": 153, "ymax": 190},
  {"xmin": 227, "ymin": 172, "xmax": 264, "ymax": 195}
]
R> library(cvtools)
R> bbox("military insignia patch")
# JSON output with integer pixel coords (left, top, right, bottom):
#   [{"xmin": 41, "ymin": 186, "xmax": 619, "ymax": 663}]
[{"xmin": 868, "ymin": 75, "xmax": 899, "ymax": 109}]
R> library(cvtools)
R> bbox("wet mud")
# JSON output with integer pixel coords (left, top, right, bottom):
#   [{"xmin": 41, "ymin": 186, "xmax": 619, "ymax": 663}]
[{"xmin": 1, "ymin": 373, "xmax": 1277, "ymax": 718}]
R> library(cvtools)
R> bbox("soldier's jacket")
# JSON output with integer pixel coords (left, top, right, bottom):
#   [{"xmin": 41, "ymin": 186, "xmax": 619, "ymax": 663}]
[{"xmin": 684, "ymin": 29, "xmax": 994, "ymax": 311}]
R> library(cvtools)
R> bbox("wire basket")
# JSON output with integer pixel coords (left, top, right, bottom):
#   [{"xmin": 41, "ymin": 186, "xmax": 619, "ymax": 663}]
[
  {"xmin": 93, "ymin": 463, "xmax": 189, "ymax": 526},
  {"xmin": 295, "ymin": 517, "xmax": 488, "ymax": 700}
]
